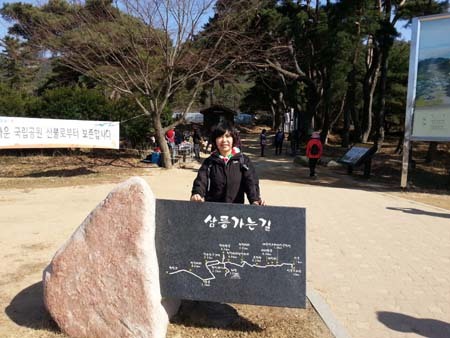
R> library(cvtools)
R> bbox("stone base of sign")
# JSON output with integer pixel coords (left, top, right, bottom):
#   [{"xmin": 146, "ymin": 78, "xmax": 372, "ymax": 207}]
[{"xmin": 43, "ymin": 177, "xmax": 180, "ymax": 338}]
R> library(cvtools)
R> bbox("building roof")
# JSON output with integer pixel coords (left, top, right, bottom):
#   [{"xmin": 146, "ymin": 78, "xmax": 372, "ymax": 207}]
[{"xmin": 200, "ymin": 105, "xmax": 238, "ymax": 116}]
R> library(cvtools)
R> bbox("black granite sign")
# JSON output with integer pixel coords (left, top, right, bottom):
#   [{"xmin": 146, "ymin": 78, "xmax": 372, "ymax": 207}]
[
  {"xmin": 338, "ymin": 143, "xmax": 377, "ymax": 166},
  {"xmin": 155, "ymin": 199, "xmax": 306, "ymax": 308}
]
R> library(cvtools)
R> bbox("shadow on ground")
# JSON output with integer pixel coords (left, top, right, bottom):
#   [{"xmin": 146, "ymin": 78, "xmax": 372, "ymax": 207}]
[
  {"xmin": 386, "ymin": 207, "xmax": 450, "ymax": 218},
  {"xmin": 7, "ymin": 282, "xmax": 262, "ymax": 335},
  {"xmin": 172, "ymin": 300, "xmax": 263, "ymax": 332},
  {"xmin": 22, "ymin": 167, "xmax": 97, "ymax": 178},
  {"xmin": 377, "ymin": 311, "xmax": 450, "ymax": 338},
  {"xmin": 5, "ymin": 281, "xmax": 60, "ymax": 332}
]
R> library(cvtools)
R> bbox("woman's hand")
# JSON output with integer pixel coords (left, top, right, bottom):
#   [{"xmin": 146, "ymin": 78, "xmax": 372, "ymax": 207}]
[
  {"xmin": 190, "ymin": 194, "xmax": 205, "ymax": 202},
  {"xmin": 252, "ymin": 198, "xmax": 266, "ymax": 206}
]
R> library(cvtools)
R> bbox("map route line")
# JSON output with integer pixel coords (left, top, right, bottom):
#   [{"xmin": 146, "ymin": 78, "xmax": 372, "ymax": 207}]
[{"xmin": 168, "ymin": 257, "xmax": 296, "ymax": 284}]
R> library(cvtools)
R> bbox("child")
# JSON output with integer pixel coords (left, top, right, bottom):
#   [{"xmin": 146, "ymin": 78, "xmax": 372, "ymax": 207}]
[{"xmin": 306, "ymin": 132, "xmax": 323, "ymax": 177}]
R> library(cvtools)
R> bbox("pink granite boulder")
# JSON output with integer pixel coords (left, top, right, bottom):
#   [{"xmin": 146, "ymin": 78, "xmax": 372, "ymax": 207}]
[{"xmin": 43, "ymin": 176, "xmax": 180, "ymax": 338}]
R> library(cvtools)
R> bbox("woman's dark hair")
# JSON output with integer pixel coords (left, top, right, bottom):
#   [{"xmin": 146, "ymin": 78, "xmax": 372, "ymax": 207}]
[{"xmin": 210, "ymin": 122, "xmax": 238, "ymax": 151}]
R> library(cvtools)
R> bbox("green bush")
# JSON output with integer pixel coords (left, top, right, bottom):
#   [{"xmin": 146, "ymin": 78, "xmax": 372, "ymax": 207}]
[
  {"xmin": 33, "ymin": 86, "xmax": 112, "ymax": 120},
  {"xmin": 0, "ymin": 84, "xmax": 36, "ymax": 116}
]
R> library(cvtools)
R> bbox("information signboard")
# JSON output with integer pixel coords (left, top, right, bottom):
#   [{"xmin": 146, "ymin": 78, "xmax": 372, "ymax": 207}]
[
  {"xmin": 411, "ymin": 15, "xmax": 450, "ymax": 140},
  {"xmin": 338, "ymin": 144, "xmax": 375, "ymax": 167},
  {"xmin": 401, "ymin": 13, "xmax": 450, "ymax": 187},
  {"xmin": 155, "ymin": 199, "xmax": 306, "ymax": 308},
  {"xmin": 0, "ymin": 116, "xmax": 120, "ymax": 149}
]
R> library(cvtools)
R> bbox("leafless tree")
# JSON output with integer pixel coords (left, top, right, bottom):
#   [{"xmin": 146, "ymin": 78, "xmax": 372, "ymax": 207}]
[{"xmin": 12, "ymin": 0, "xmax": 257, "ymax": 167}]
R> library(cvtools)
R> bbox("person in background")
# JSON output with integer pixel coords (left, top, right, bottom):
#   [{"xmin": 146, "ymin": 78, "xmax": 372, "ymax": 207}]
[
  {"xmin": 165, "ymin": 128, "xmax": 176, "ymax": 162},
  {"xmin": 235, "ymin": 129, "xmax": 242, "ymax": 151},
  {"xmin": 165, "ymin": 128, "xmax": 175, "ymax": 147},
  {"xmin": 175, "ymin": 128, "xmax": 183, "ymax": 145},
  {"xmin": 289, "ymin": 129, "xmax": 299, "ymax": 156},
  {"xmin": 259, "ymin": 129, "xmax": 267, "ymax": 157},
  {"xmin": 192, "ymin": 127, "xmax": 202, "ymax": 161},
  {"xmin": 306, "ymin": 132, "xmax": 323, "ymax": 177},
  {"xmin": 274, "ymin": 129, "xmax": 284, "ymax": 155},
  {"xmin": 191, "ymin": 122, "xmax": 264, "ymax": 205},
  {"xmin": 149, "ymin": 135, "xmax": 156, "ymax": 148}
]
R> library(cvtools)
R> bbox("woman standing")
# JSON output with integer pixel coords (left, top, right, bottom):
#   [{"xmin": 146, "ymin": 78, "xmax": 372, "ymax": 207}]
[
  {"xmin": 186, "ymin": 123, "xmax": 264, "ymax": 326},
  {"xmin": 191, "ymin": 123, "xmax": 264, "ymax": 205}
]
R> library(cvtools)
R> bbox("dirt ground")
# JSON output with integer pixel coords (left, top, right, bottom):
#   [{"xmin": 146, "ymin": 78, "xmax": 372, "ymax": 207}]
[{"xmin": 0, "ymin": 129, "xmax": 449, "ymax": 338}]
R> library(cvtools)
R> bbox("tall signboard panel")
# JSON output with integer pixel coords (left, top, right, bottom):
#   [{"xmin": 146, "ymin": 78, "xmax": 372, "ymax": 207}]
[{"xmin": 401, "ymin": 13, "xmax": 450, "ymax": 187}]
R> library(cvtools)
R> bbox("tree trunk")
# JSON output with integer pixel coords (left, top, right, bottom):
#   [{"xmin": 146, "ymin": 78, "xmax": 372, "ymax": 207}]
[
  {"xmin": 343, "ymin": 19, "xmax": 361, "ymax": 147},
  {"xmin": 275, "ymin": 91, "xmax": 286, "ymax": 130},
  {"xmin": 395, "ymin": 132, "xmax": 403, "ymax": 154},
  {"xmin": 321, "ymin": 88, "xmax": 332, "ymax": 144},
  {"xmin": 209, "ymin": 81, "xmax": 215, "ymax": 106},
  {"xmin": 321, "ymin": 110, "xmax": 330, "ymax": 144},
  {"xmin": 321, "ymin": 79, "xmax": 332, "ymax": 144},
  {"xmin": 154, "ymin": 117, "xmax": 172, "ymax": 169},
  {"xmin": 374, "ymin": 2, "xmax": 393, "ymax": 150},
  {"xmin": 374, "ymin": 51, "xmax": 388, "ymax": 149},
  {"xmin": 304, "ymin": 84, "xmax": 320, "ymax": 136},
  {"xmin": 425, "ymin": 142, "xmax": 438, "ymax": 163},
  {"xmin": 362, "ymin": 61, "xmax": 380, "ymax": 142},
  {"xmin": 343, "ymin": 67, "xmax": 356, "ymax": 147},
  {"xmin": 270, "ymin": 101, "xmax": 277, "ymax": 130},
  {"xmin": 342, "ymin": 95, "xmax": 351, "ymax": 148},
  {"xmin": 361, "ymin": 34, "xmax": 380, "ymax": 143}
]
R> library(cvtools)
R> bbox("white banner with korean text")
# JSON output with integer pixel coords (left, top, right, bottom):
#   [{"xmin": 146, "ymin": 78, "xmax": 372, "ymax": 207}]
[{"xmin": 0, "ymin": 116, "xmax": 120, "ymax": 149}]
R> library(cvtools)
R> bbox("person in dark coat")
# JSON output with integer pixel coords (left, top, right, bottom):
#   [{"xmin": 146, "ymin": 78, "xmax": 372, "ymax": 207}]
[
  {"xmin": 259, "ymin": 129, "xmax": 267, "ymax": 157},
  {"xmin": 274, "ymin": 129, "xmax": 284, "ymax": 155},
  {"xmin": 191, "ymin": 123, "xmax": 264, "ymax": 205},
  {"xmin": 187, "ymin": 122, "xmax": 265, "ymax": 324},
  {"xmin": 192, "ymin": 127, "xmax": 202, "ymax": 161}
]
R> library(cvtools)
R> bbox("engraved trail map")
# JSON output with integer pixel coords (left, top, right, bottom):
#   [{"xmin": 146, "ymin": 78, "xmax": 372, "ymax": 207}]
[{"xmin": 155, "ymin": 200, "xmax": 306, "ymax": 308}]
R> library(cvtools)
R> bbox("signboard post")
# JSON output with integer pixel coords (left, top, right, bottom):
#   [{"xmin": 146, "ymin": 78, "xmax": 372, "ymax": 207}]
[
  {"xmin": 401, "ymin": 13, "xmax": 450, "ymax": 187},
  {"xmin": 155, "ymin": 200, "xmax": 306, "ymax": 308}
]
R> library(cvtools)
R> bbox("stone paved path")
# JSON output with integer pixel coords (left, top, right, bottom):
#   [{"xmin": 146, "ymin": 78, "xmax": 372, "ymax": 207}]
[
  {"xmin": 243, "ymin": 135, "xmax": 450, "ymax": 338},
  {"xmin": 263, "ymin": 180, "xmax": 450, "ymax": 338}
]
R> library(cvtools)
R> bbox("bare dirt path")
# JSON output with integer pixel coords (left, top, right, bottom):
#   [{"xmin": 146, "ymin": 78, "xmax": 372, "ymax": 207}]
[{"xmin": 0, "ymin": 169, "xmax": 333, "ymax": 338}]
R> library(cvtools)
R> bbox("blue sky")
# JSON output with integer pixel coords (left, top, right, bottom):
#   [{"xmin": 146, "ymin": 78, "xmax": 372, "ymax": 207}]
[
  {"xmin": 0, "ymin": 0, "xmax": 11, "ymax": 38},
  {"xmin": 0, "ymin": 0, "xmax": 36, "ymax": 39}
]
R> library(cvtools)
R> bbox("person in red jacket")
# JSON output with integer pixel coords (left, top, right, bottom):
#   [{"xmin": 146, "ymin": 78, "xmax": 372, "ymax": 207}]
[
  {"xmin": 165, "ymin": 128, "xmax": 176, "ymax": 163},
  {"xmin": 306, "ymin": 132, "xmax": 323, "ymax": 177}
]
